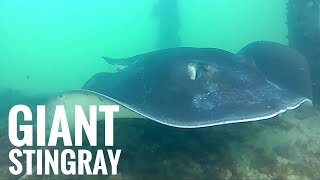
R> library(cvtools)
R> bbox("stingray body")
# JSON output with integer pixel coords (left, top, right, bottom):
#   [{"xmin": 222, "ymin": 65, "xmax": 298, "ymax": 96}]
[
  {"xmin": 70, "ymin": 42, "xmax": 311, "ymax": 128},
  {"xmin": 46, "ymin": 41, "xmax": 312, "ymax": 128}
]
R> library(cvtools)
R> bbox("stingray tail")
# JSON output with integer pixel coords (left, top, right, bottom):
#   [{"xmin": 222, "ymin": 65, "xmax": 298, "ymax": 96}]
[
  {"xmin": 102, "ymin": 55, "xmax": 134, "ymax": 66},
  {"xmin": 102, "ymin": 56, "xmax": 122, "ymax": 65}
]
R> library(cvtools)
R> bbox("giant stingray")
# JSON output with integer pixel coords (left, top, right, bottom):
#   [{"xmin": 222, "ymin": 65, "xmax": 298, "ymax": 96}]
[{"xmin": 47, "ymin": 41, "xmax": 312, "ymax": 128}]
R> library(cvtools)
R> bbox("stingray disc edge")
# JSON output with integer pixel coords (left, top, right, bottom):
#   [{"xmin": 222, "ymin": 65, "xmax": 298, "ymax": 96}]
[{"xmin": 45, "ymin": 90, "xmax": 312, "ymax": 129}]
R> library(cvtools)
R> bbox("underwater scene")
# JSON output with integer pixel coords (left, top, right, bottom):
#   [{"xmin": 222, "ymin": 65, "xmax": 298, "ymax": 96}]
[{"xmin": 1, "ymin": 0, "xmax": 320, "ymax": 179}]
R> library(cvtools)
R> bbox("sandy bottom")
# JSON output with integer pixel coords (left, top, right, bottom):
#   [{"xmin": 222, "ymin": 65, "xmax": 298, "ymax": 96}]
[{"xmin": 0, "ymin": 104, "xmax": 319, "ymax": 180}]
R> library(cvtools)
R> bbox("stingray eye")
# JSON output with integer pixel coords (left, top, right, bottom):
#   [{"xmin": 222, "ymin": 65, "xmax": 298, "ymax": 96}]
[
  {"xmin": 200, "ymin": 63, "xmax": 219, "ymax": 74},
  {"xmin": 203, "ymin": 64, "xmax": 210, "ymax": 70},
  {"xmin": 198, "ymin": 62, "xmax": 211, "ymax": 71},
  {"xmin": 187, "ymin": 63, "xmax": 198, "ymax": 80}
]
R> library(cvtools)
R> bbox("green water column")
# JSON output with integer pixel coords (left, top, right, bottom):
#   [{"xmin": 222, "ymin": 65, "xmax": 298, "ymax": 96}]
[
  {"xmin": 287, "ymin": 0, "xmax": 320, "ymax": 105},
  {"xmin": 153, "ymin": 0, "xmax": 181, "ymax": 49}
]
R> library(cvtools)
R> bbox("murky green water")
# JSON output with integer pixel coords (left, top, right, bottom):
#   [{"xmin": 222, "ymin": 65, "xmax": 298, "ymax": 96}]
[{"xmin": 0, "ymin": 0, "xmax": 287, "ymax": 94}]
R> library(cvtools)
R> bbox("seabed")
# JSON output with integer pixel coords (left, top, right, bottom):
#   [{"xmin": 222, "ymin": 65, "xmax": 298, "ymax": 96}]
[{"xmin": 0, "ymin": 102, "xmax": 319, "ymax": 180}]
